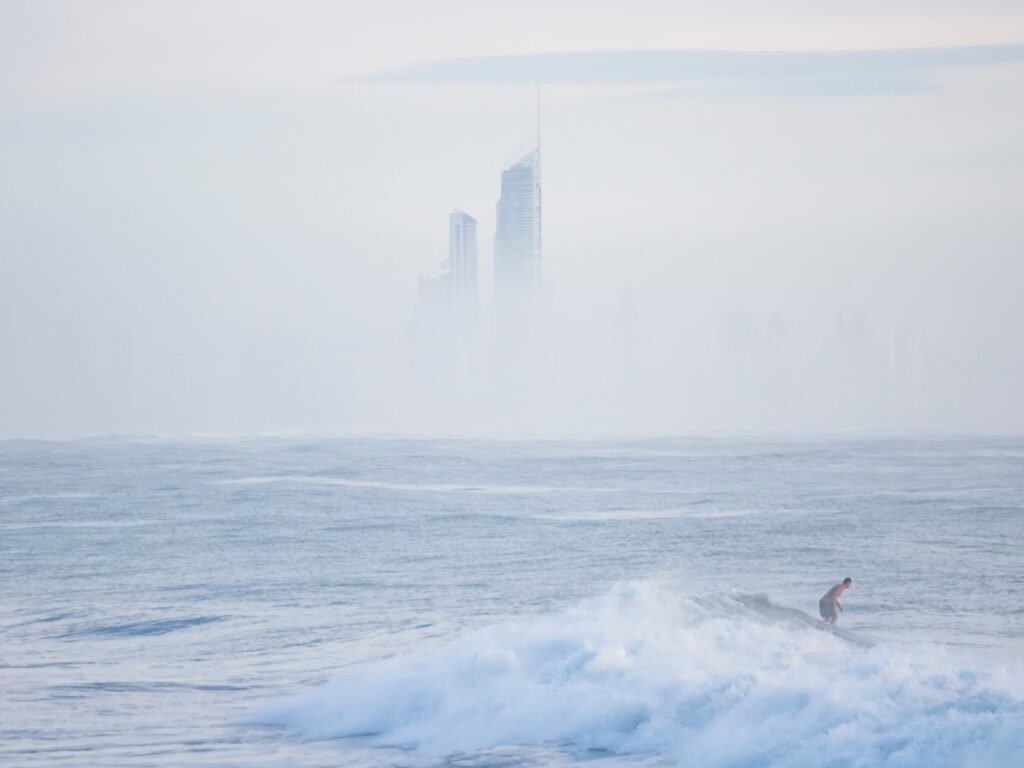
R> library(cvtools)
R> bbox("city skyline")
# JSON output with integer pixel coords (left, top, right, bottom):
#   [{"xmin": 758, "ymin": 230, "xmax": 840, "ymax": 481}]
[
  {"xmin": 412, "ymin": 125, "xmax": 544, "ymax": 376},
  {"xmin": 403, "ymin": 120, "xmax": 987, "ymax": 435},
  {"xmin": 2, "ymin": 3, "xmax": 1022, "ymax": 437}
]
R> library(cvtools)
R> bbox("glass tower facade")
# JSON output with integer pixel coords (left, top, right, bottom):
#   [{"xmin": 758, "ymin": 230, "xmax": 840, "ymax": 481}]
[
  {"xmin": 449, "ymin": 210, "xmax": 478, "ymax": 330},
  {"xmin": 494, "ymin": 148, "xmax": 541, "ymax": 314}
]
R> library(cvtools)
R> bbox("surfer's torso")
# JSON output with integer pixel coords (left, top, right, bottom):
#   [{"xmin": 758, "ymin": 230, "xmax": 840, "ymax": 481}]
[{"xmin": 820, "ymin": 583, "xmax": 848, "ymax": 603}]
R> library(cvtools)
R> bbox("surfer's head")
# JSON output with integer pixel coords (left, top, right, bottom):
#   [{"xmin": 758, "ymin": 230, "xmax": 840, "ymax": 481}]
[{"xmin": 843, "ymin": 577, "xmax": 853, "ymax": 586}]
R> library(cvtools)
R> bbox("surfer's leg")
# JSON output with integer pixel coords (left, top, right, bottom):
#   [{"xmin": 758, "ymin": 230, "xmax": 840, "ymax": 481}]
[
  {"xmin": 820, "ymin": 600, "xmax": 837, "ymax": 624},
  {"xmin": 819, "ymin": 599, "xmax": 833, "ymax": 623}
]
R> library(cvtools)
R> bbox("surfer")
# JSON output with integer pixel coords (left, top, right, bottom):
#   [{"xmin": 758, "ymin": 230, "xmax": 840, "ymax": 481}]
[{"xmin": 818, "ymin": 577, "xmax": 852, "ymax": 624}]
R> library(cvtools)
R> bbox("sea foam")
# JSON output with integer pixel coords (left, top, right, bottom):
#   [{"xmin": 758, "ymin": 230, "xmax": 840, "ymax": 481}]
[{"xmin": 261, "ymin": 582, "xmax": 1024, "ymax": 767}]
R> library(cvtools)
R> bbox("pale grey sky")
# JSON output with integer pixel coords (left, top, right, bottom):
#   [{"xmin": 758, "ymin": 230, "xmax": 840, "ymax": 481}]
[{"xmin": 1, "ymin": 2, "xmax": 1023, "ymax": 437}]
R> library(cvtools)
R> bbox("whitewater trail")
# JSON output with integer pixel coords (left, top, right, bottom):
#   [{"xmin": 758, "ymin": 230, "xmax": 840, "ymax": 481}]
[
  {"xmin": 260, "ymin": 581, "xmax": 1024, "ymax": 767},
  {"xmin": 722, "ymin": 591, "xmax": 876, "ymax": 647}
]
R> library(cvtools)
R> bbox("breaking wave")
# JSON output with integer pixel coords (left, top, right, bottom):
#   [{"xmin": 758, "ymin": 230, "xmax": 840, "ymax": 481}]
[{"xmin": 261, "ymin": 582, "xmax": 1024, "ymax": 767}]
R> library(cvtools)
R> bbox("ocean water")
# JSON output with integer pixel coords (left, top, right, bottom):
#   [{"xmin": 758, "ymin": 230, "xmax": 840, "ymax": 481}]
[{"xmin": 1, "ymin": 436, "xmax": 1023, "ymax": 767}]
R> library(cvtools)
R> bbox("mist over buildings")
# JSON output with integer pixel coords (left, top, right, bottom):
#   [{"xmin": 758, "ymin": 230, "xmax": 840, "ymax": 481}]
[{"xmin": 1, "ymin": 2, "xmax": 1023, "ymax": 438}]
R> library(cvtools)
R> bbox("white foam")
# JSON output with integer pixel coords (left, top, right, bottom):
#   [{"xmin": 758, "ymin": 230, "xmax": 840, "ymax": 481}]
[{"xmin": 261, "ymin": 582, "xmax": 1024, "ymax": 766}]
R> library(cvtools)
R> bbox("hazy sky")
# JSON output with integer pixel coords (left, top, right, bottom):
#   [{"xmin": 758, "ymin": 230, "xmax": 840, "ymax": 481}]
[{"xmin": 2, "ymin": 1, "xmax": 1023, "ymax": 437}]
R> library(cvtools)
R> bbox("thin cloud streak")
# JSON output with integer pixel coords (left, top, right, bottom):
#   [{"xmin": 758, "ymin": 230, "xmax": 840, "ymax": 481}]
[{"xmin": 358, "ymin": 44, "xmax": 1024, "ymax": 93}]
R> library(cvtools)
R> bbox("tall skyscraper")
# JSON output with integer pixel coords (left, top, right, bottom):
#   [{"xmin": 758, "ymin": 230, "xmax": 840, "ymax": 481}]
[
  {"xmin": 411, "ymin": 210, "xmax": 479, "ymax": 371},
  {"xmin": 449, "ymin": 210, "xmax": 478, "ymax": 334},
  {"xmin": 494, "ymin": 147, "xmax": 542, "ymax": 318}
]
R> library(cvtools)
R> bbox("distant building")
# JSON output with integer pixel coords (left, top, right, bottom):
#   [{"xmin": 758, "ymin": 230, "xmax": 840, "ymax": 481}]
[
  {"xmin": 412, "ymin": 268, "xmax": 451, "ymax": 334},
  {"xmin": 411, "ymin": 211, "xmax": 480, "ymax": 370},
  {"xmin": 448, "ymin": 210, "xmax": 478, "ymax": 338},
  {"xmin": 494, "ymin": 147, "xmax": 542, "ymax": 319}
]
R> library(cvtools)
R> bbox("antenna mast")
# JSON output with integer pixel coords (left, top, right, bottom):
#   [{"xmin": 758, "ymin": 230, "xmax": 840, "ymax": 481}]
[
  {"xmin": 536, "ymin": 83, "xmax": 541, "ymax": 181},
  {"xmin": 536, "ymin": 84, "xmax": 541, "ymax": 152}
]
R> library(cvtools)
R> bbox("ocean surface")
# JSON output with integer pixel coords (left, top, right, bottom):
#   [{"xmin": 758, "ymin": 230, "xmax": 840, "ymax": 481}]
[{"xmin": 2, "ymin": 436, "xmax": 1023, "ymax": 767}]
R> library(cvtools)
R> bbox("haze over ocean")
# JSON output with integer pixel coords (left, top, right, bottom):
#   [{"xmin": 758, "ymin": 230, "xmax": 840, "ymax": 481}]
[
  {"xmin": 3, "ymin": 3, "xmax": 1024, "ymax": 438},
  {"xmin": 3, "ymin": 3, "xmax": 1023, "ymax": 766},
  {"xmin": 2, "ymin": 437, "xmax": 1022, "ymax": 766}
]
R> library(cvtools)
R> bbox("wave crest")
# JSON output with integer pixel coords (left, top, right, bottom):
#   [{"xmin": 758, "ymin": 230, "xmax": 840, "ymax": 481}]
[{"xmin": 260, "ymin": 582, "xmax": 1024, "ymax": 766}]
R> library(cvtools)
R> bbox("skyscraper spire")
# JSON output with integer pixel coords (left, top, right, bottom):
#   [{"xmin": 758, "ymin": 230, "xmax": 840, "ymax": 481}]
[{"xmin": 536, "ymin": 83, "xmax": 541, "ymax": 163}]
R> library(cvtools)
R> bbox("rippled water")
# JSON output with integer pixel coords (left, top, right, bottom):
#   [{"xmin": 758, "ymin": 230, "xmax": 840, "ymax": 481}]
[{"xmin": 2, "ymin": 437, "xmax": 1022, "ymax": 766}]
